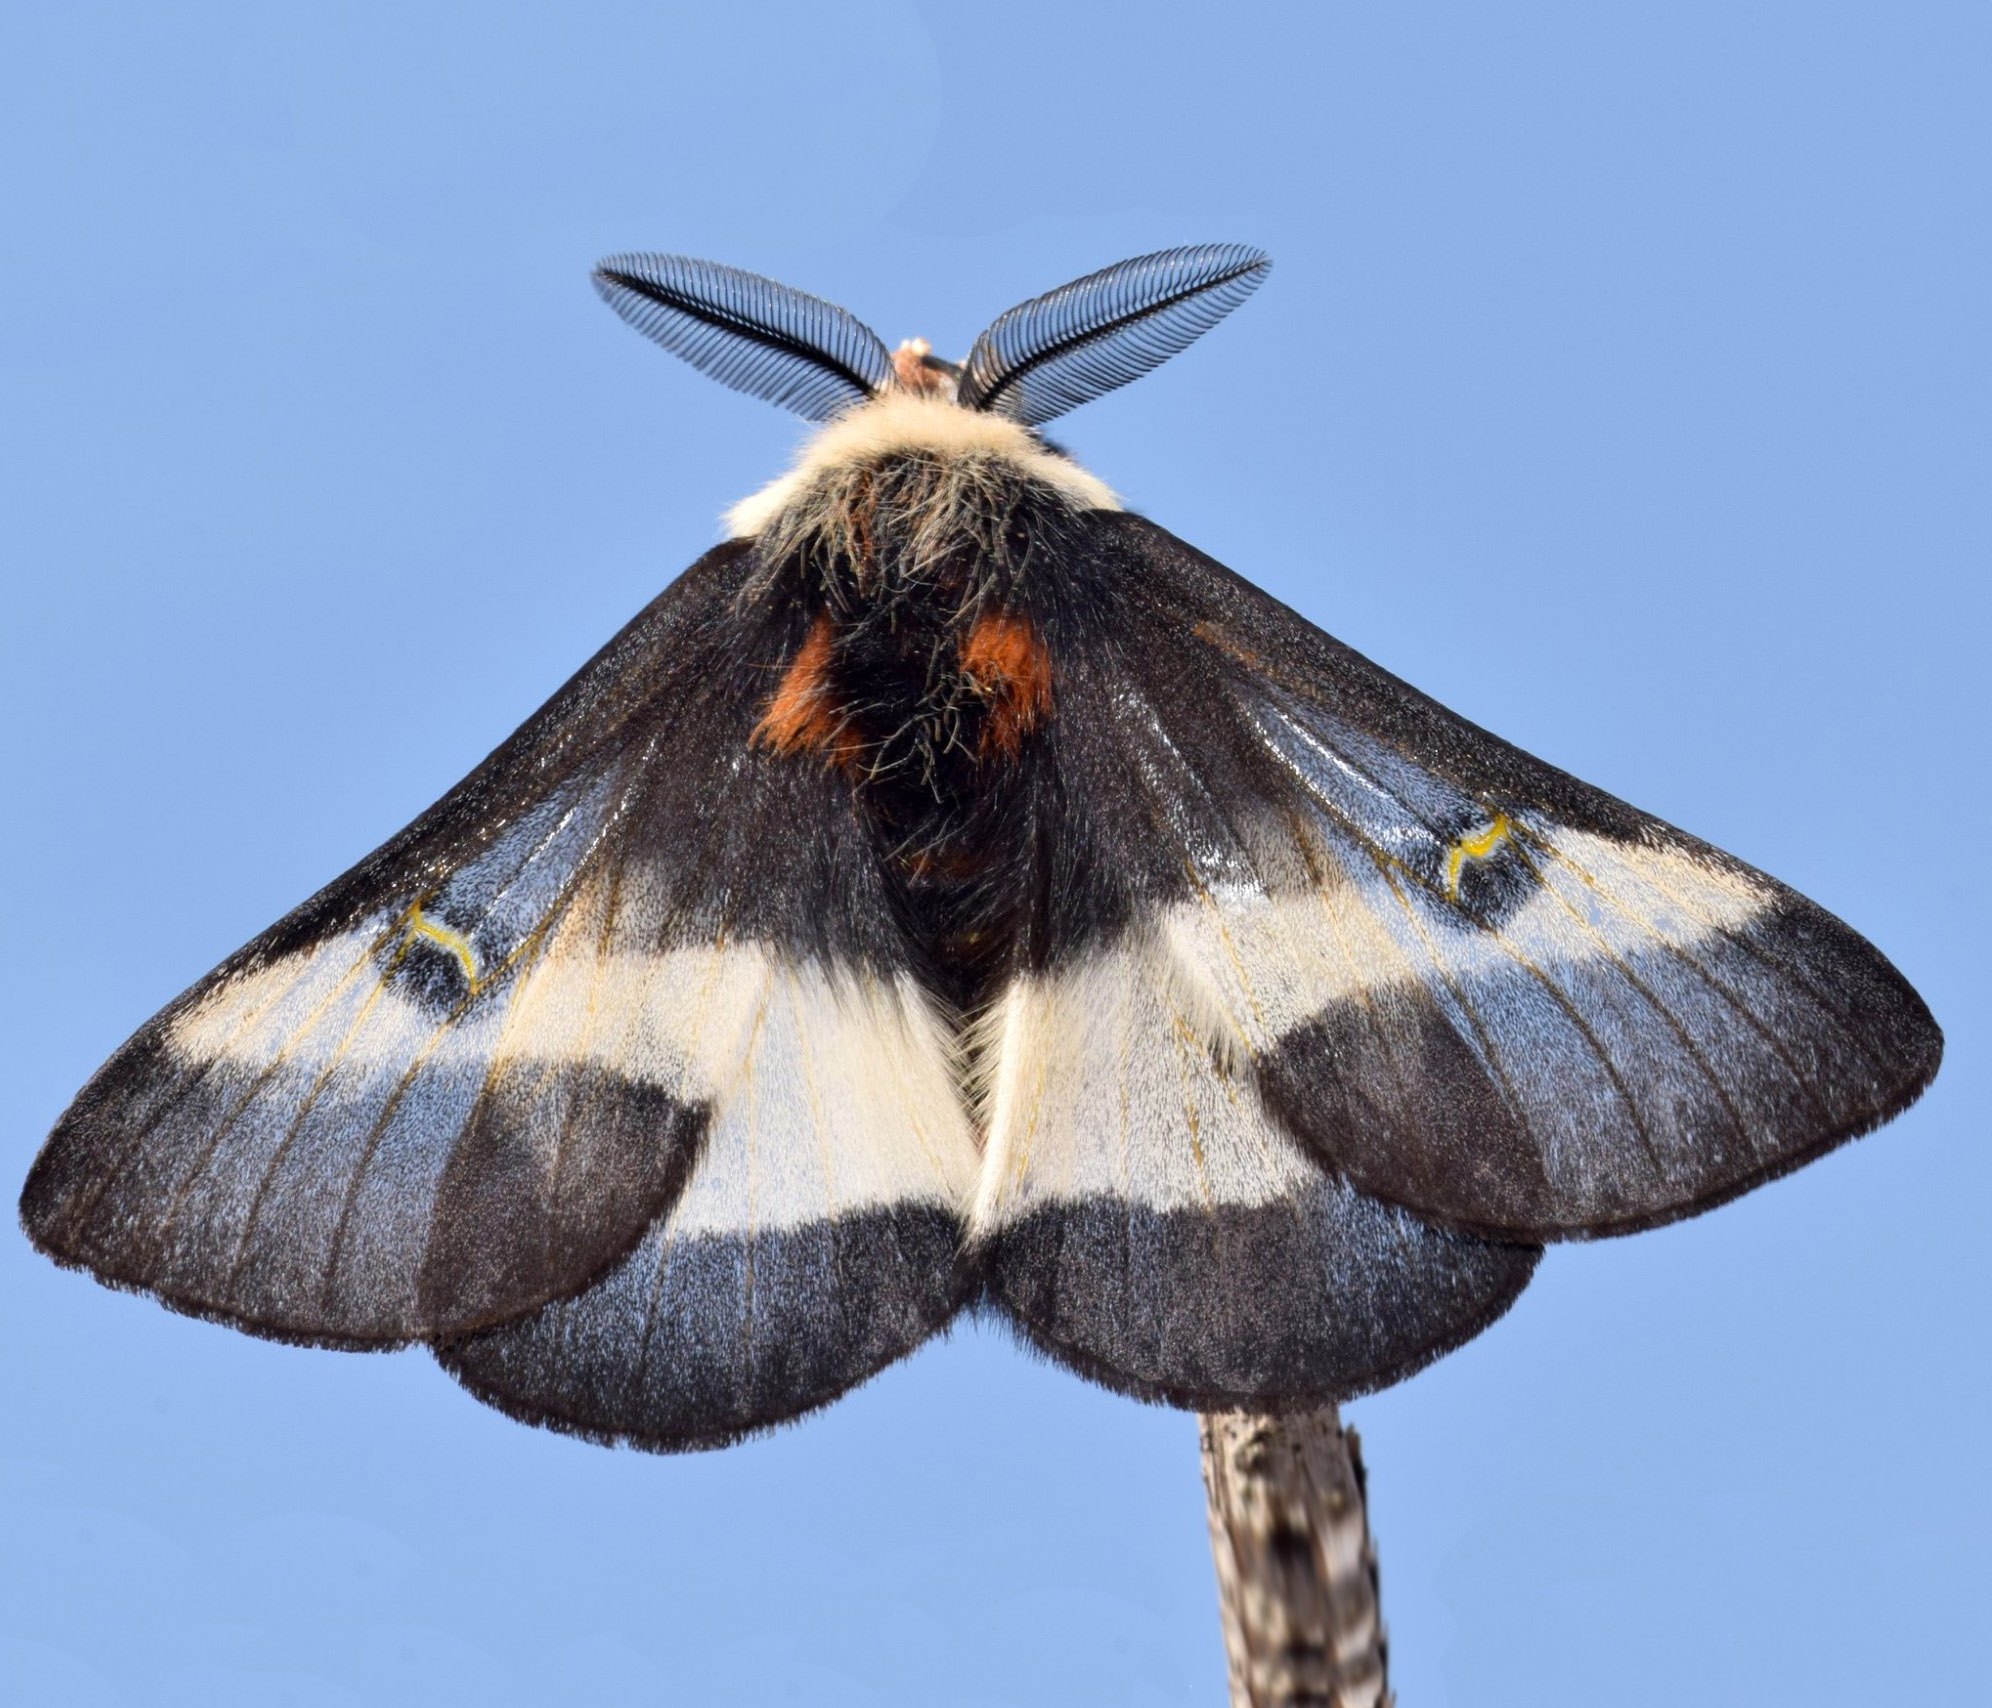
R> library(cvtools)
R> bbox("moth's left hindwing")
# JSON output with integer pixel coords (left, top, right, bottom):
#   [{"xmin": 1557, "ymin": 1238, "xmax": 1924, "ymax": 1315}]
[
  {"xmin": 437, "ymin": 953, "xmax": 971, "ymax": 1449},
  {"xmin": 23, "ymin": 542, "xmax": 978, "ymax": 1444}
]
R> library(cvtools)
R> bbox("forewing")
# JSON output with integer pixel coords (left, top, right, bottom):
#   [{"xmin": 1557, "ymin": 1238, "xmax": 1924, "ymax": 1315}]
[
  {"xmin": 22, "ymin": 543, "xmax": 977, "ymax": 1358},
  {"xmin": 1039, "ymin": 513, "xmax": 1942, "ymax": 1243}
]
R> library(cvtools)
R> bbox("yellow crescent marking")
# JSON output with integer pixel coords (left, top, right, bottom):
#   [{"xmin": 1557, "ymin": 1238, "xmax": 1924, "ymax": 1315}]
[
  {"xmin": 1444, "ymin": 812, "xmax": 1513, "ymax": 901},
  {"xmin": 407, "ymin": 903, "xmax": 481, "ymax": 992}
]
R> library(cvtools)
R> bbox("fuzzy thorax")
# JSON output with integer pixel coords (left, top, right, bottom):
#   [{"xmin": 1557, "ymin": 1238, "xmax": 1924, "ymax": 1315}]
[{"xmin": 722, "ymin": 392, "xmax": 1120, "ymax": 542}]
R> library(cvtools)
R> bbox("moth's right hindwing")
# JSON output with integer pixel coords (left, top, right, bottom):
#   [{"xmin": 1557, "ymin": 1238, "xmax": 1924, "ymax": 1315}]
[
  {"xmin": 22, "ymin": 542, "xmax": 979, "ymax": 1443},
  {"xmin": 970, "ymin": 941, "xmax": 1540, "ymax": 1411}
]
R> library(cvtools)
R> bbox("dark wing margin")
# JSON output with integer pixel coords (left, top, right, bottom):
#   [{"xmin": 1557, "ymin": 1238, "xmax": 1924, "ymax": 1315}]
[
  {"xmin": 594, "ymin": 253, "xmax": 893, "ymax": 422},
  {"xmin": 438, "ymin": 1199, "xmax": 967, "ymax": 1453},
  {"xmin": 958, "ymin": 243, "xmax": 1270, "ymax": 426},
  {"xmin": 984, "ymin": 1184, "xmax": 1537, "ymax": 1412},
  {"xmin": 1017, "ymin": 511, "xmax": 1941, "ymax": 1248},
  {"xmin": 21, "ymin": 542, "xmax": 979, "ymax": 1450}
]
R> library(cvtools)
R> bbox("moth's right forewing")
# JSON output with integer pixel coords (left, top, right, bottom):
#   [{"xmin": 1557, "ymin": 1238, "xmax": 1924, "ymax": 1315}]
[{"xmin": 1076, "ymin": 514, "xmax": 1942, "ymax": 1243}]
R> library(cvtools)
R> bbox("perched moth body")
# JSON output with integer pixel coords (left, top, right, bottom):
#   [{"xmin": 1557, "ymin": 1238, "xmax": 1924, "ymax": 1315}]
[
  {"xmin": 22, "ymin": 245, "xmax": 1941, "ymax": 1451},
  {"xmin": 736, "ymin": 392, "xmax": 1089, "ymax": 1015}
]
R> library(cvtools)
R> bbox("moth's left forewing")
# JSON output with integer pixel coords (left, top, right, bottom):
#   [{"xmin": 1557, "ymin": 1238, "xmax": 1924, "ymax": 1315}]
[{"xmin": 18, "ymin": 554, "xmax": 760, "ymax": 1348}]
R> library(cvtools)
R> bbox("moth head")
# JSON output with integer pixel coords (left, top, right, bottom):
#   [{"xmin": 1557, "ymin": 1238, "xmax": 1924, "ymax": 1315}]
[
  {"xmin": 888, "ymin": 337, "xmax": 964, "ymax": 404},
  {"xmin": 592, "ymin": 244, "xmax": 1271, "ymax": 428}
]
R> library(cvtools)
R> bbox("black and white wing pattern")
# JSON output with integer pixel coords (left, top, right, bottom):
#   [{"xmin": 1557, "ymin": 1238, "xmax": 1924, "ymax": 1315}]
[
  {"xmin": 22, "ymin": 542, "xmax": 978, "ymax": 1443},
  {"xmin": 978, "ymin": 505, "xmax": 1940, "ymax": 1416},
  {"xmin": 23, "ymin": 499, "xmax": 1941, "ymax": 1437},
  {"xmin": 968, "ymin": 512, "xmax": 1939, "ymax": 1406}
]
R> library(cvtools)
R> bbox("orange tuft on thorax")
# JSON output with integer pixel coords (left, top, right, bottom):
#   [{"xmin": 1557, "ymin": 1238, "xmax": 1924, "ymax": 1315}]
[
  {"xmin": 959, "ymin": 610, "xmax": 1054, "ymax": 759},
  {"xmin": 753, "ymin": 614, "xmax": 863, "ymax": 772}
]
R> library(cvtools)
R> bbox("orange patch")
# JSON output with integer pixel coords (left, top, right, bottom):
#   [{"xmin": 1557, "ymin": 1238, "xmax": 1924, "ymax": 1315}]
[
  {"xmin": 753, "ymin": 614, "xmax": 862, "ymax": 771},
  {"xmin": 959, "ymin": 610, "xmax": 1054, "ymax": 759}
]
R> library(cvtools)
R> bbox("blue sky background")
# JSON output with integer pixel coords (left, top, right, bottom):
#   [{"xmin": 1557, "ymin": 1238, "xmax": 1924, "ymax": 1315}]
[{"xmin": 2, "ymin": 4, "xmax": 1986, "ymax": 1703}]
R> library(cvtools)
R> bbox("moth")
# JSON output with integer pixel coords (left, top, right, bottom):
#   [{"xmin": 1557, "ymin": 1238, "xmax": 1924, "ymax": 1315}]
[{"xmin": 21, "ymin": 245, "xmax": 1941, "ymax": 1451}]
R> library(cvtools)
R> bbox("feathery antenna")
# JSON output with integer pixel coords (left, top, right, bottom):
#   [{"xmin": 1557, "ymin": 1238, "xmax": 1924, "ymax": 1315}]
[
  {"xmin": 959, "ymin": 243, "xmax": 1271, "ymax": 425},
  {"xmin": 594, "ymin": 253, "xmax": 894, "ymax": 422}
]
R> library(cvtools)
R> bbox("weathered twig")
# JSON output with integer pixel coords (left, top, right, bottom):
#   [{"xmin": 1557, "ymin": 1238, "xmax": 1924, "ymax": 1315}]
[{"xmin": 1199, "ymin": 1409, "xmax": 1390, "ymax": 1708}]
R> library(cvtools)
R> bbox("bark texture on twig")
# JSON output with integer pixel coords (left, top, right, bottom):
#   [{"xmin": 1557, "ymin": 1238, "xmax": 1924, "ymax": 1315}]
[{"xmin": 1199, "ymin": 1409, "xmax": 1390, "ymax": 1708}]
